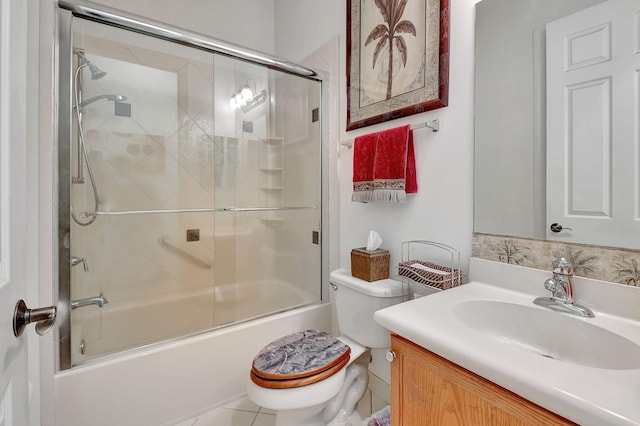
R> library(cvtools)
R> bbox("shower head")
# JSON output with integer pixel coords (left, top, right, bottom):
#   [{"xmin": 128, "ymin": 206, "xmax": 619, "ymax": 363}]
[
  {"xmin": 86, "ymin": 62, "xmax": 107, "ymax": 80},
  {"xmin": 76, "ymin": 94, "xmax": 127, "ymax": 110},
  {"xmin": 75, "ymin": 50, "xmax": 107, "ymax": 80}
]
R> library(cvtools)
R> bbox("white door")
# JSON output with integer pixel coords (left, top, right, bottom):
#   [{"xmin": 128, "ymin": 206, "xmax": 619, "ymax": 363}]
[
  {"xmin": 0, "ymin": 1, "xmax": 39, "ymax": 424},
  {"xmin": 546, "ymin": 0, "xmax": 640, "ymax": 248}
]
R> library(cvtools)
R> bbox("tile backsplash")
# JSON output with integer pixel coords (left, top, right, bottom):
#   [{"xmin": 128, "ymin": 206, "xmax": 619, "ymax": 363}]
[{"xmin": 473, "ymin": 233, "xmax": 640, "ymax": 287}]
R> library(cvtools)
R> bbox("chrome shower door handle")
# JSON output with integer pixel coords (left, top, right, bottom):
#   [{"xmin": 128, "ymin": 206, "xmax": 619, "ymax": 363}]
[{"xmin": 13, "ymin": 299, "xmax": 57, "ymax": 337}]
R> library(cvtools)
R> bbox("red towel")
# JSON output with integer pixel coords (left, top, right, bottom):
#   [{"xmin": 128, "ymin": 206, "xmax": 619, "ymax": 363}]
[
  {"xmin": 352, "ymin": 132, "xmax": 377, "ymax": 202},
  {"xmin": 352, "ymin": 124, "xmax": 417, "ymax": 203}
]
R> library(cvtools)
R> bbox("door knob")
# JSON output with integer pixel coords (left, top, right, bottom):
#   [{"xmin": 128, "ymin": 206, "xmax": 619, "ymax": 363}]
[
  {"xmin": 385, "ymin": 350, "xmax": 396, "ymax": 362},
  {"xmin": 550, "ymin": 223, "xmax": 573, "ymax": 233},
  {"xmin": 13, "ymin": 299, "xmax": 57, "ymax": 337}
]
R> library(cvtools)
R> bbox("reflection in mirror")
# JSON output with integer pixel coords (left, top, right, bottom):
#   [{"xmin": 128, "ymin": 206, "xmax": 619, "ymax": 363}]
[{"xmin": 474, "ymin": 0, "xmax": 640, "ymax": 250}]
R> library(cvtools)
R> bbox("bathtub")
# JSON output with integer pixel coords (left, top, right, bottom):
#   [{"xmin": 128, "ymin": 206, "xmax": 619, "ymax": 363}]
[
  {"xmin": 56, "ymin": 298, "xmax": 331, "ymax": 426},
  {"xmin": 71, "ymin": 279, "xmax": 315, "ymax": 363}
]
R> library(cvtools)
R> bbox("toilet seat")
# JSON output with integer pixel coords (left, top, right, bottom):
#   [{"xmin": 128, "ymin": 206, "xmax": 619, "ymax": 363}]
[{"xmin": 250, "ymin": 330, "xmax": 350, "ymax": 389}]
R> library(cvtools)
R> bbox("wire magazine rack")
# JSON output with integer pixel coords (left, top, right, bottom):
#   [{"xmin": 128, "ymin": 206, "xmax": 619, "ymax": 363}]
[{"xmin": 398, "ymin": 240, "xmax": 461, "ymax": 298}]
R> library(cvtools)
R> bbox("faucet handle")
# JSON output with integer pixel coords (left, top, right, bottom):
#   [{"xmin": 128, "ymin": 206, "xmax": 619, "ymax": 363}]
[
  {"xmin": 544, "ymin": 277, "xmax": 569, "ymax": 301},
  {"xmin": 71, "ymin": 256, "xmax": 89, "ymax": 272},
  {"xmin": 544, "ymin": 277, "xmax": 558, "ymax": 293},
  {"xmin": 552, "ymin": 257, "xmax": 573, "ymax": 275}
]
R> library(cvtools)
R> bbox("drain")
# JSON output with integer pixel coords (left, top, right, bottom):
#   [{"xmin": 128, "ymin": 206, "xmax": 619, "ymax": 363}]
[{"xmin": 540, "ymin": 353, "xmax": 555, "ymax": 359}]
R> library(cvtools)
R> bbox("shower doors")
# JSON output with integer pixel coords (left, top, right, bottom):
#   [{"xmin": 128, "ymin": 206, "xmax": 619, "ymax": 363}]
[{"xmin": 57, "ymin": 4, "xmax": 324, "ymax": 369}]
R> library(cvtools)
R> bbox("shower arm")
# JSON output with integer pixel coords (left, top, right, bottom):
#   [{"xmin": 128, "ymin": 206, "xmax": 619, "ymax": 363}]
[{"xmin": 74, "ymin": 94, "xmax": 127, "ymax": 111}]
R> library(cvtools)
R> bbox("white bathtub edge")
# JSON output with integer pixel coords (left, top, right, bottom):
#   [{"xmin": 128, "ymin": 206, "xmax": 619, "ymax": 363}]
[{"xmin": 54, "ymin": 303, "xmax": 331, "ymax": 426}]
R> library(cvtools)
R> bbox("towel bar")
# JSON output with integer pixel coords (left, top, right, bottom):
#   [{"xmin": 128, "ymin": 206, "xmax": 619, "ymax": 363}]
[{"xmin": 340, "ymin": 119, "xmax": 439, "ymax": 149}]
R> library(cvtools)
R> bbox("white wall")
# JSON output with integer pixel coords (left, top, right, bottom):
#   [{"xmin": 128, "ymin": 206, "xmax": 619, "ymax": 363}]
[
  {"xmin": 91, "ymin": 0, "xmax": 276, "ymax": 54},
  {"xmin": 276, "ymin": 0, "xmax": 476, "ymax": 277},
  {"xmin": 274, "ymin": 0, "xmax": 344, "ymax": 61}
]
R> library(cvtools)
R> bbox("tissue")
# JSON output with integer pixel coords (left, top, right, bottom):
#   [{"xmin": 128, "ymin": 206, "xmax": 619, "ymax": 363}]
[{"xmin": 365, "ymin": 230, "xmax": 382, "ymax": 251}]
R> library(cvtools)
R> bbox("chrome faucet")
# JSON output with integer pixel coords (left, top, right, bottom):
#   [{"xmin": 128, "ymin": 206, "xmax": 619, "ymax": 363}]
[
  {"xmin": 534, "ymin": 258, "xmax": 594, "ymax": 317},
  {"xmin": 71, "ymin": 294, "xmax": 108, "ymax": 310}
]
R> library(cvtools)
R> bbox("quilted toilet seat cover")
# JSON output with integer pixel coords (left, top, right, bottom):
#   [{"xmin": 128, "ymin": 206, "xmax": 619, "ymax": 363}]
[{"xmin": 251, "ymin": 329, "xmax": 351, "ymax": 381}]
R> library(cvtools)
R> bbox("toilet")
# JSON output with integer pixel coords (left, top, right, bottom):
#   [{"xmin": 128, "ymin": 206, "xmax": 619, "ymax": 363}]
[{"xmin": 246, "ymin": 268, "xmax": 405, "ymax": 426}]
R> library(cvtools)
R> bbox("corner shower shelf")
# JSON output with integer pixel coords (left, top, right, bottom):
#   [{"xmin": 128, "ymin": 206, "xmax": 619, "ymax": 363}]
[{"xmin": 258, "ymin": 137, "xmax": 284, "ymax": 227}]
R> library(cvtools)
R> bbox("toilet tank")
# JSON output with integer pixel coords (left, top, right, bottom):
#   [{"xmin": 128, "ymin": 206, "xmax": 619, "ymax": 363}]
[{"xmin": 330, "ymin": 269, "xmax": 405, "ymax": 348}]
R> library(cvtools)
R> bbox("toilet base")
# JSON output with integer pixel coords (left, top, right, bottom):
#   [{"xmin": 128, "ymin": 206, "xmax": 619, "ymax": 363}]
[
  {"xmin": 274, "ymin": 404, "xmax": 327, "ymax": 426},
  {"xmin": 247, "ymin": 363, "xmax": 368, "ymax": 426},
  {"xmin": 327, "ymin": 410, "xmax": 364, "ymax": 426}
]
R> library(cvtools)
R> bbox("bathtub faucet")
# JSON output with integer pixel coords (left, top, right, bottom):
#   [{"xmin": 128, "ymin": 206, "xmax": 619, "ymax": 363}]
[{"xmin": 71, "ymin": 294, "xmax": 108, "ymax": 310}]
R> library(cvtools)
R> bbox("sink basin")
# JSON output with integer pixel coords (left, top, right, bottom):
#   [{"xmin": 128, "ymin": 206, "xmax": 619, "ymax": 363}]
[
  {"xmin": 374, "ymin": 264, "xmax": 640, "ymax": 425},
  {"xmin": 453, "ymin": 300, "xmax": 640, "ymax": 370}
]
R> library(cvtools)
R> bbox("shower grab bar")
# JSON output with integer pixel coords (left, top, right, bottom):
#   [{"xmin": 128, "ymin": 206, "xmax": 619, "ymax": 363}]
[
  {"xmin": 58, "ymin": 0, "xmax": 320, "ymax": 80},
  {"xmin": 81, "ymin": 206, "xmax": 318, "ymax": 217},
  {"xmin": 158, "ymin": 236, "xmax": 212, "ymax": 269}
]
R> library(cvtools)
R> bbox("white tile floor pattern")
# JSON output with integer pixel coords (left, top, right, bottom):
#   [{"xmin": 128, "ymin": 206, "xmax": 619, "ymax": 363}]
[
  {"xmin": 174, "ymin": 370, "xmax": 389, "ymax": 426},
  {"xmin": 175, "ymin": 394, "xmax": 373, "ymax": 426},
  {"xmin": 176, "ymin": 396, "xmax": 276, "ymax": 426}
]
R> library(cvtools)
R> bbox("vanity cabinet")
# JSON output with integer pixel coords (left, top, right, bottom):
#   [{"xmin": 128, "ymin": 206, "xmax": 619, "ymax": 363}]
[{"xmin": 390, "ymin": 335, "xmax": 576, "ymax": 425}]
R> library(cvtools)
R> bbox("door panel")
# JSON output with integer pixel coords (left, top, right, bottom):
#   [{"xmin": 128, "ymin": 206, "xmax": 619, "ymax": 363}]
[
  {"xmin": 546, "ymin": 0, "xmax": 640, "ymax": 248},
  {"xmin": 0, "ymin": 0, "xmax": 32, "ymax": 424},
  {"xmin": 565, "ymin": 77, "xmax": 611, "ymax": 217}
]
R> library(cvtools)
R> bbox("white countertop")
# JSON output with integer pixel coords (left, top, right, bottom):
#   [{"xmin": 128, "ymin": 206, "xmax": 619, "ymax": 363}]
[{"xmin": 374, "ymin": 258, "xmax": 640, "ymax": 426}]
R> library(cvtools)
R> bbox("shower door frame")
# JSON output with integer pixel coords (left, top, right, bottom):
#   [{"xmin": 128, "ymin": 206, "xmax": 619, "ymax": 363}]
[{"xmin": 56, "ymin": 0, "xmax": 329, "ymax": 371}]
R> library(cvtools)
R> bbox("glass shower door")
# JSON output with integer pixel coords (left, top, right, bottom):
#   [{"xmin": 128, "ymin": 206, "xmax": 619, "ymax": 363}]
[
  {"xmin": 212, "ymin": 56, "xmax": 322, "ymax": 326},
  {"xmin": 61, "ymin": 14, "xmax": 322, "ymax": 368}
]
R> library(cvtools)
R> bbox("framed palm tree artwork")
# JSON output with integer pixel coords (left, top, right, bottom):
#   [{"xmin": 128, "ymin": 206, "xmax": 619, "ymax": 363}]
[{"xmin": 346, "ymin": 0, "xmax": 449, "ymax": 130}]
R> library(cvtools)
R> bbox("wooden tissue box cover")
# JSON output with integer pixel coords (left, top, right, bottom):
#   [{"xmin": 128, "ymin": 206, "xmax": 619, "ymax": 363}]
[{"xmin": 351, "ymin": 248, "xmax": 390, "ymax": 282}]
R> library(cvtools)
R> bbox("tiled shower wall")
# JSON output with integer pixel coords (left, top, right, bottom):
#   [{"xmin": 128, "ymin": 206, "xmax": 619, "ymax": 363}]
[
  {"xmin": 473, "ymin": 233, "xmax": 640, "ymax": 287},
  {"xmin": 72, "ymin": 38, "xmax": 224, "ymax": 311}
]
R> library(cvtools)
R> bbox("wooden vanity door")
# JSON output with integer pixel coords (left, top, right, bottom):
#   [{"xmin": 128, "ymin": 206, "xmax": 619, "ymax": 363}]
[{"xmin": 390, "ymin": 335, "xmax": 575, "ymax": 426}]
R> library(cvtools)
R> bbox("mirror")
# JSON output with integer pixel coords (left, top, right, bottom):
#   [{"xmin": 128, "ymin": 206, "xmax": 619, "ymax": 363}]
[{"xmin": 474, "ymin": 0, "xmax": 640, "ymax": 250}]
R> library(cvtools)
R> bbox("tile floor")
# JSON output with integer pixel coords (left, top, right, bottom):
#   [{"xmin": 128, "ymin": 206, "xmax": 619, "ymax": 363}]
[
  {"xmin": 175, "ymin": 394, "xmax": 373, "ymax": 426},
  {"xmin": 173, "ymin": 368, "xmax": 390, "ymax": 426},
  {"xmin": 175, "ymin": 396, "xmax": 275, "ymax": 426}
]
